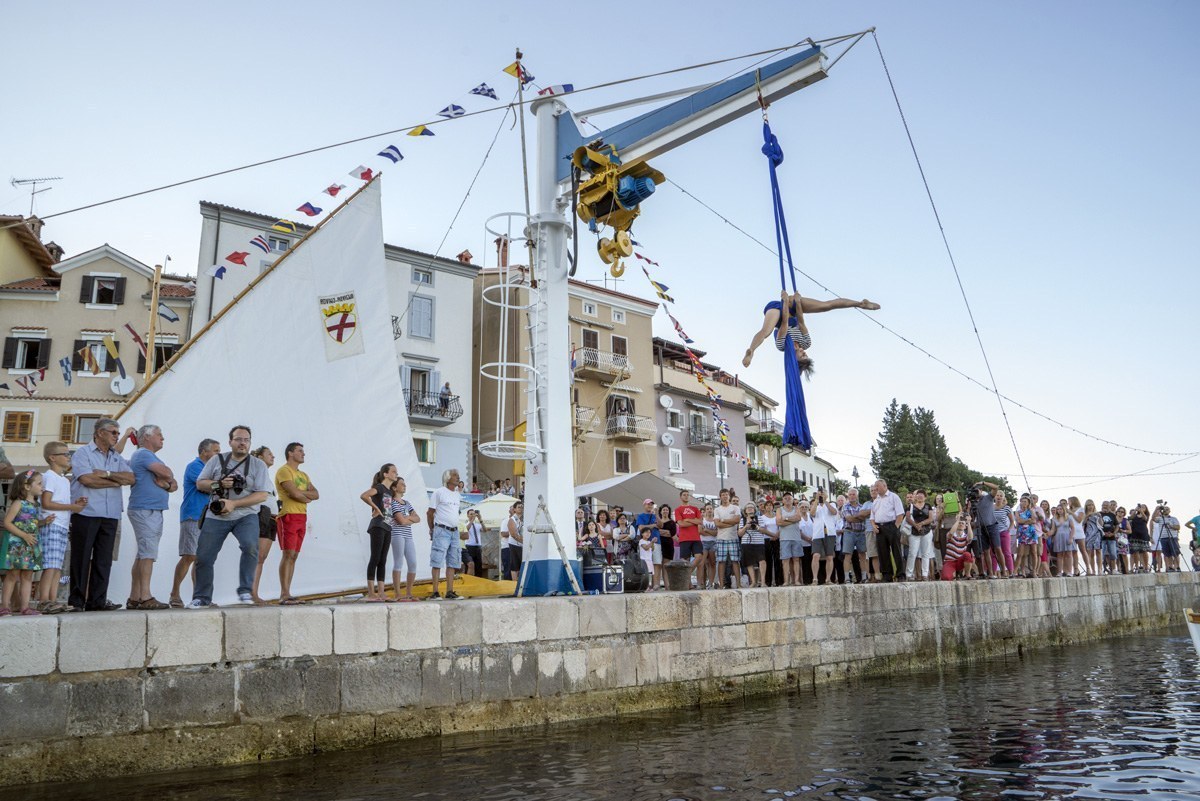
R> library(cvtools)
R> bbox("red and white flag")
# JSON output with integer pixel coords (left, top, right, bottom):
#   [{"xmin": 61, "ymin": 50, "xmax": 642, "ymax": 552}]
[
  {"xmin": 324, "ymin": 183, "xmax": 346, "ymax": 197},
  {"xmin": 349, "ymin": 165, "xmax": 373, "ymax": 181}
]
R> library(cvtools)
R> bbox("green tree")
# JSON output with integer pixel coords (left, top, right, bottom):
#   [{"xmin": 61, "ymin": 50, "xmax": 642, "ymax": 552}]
[{"xmin": 871, "ymin": 399, "xmax": 932, "ymax": 489}]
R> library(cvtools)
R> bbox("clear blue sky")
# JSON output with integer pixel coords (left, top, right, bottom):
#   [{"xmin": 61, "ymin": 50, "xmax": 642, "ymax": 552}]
[{"xmin": 5, "ymin": 1, "xmax": 1198, "ymax": 513}]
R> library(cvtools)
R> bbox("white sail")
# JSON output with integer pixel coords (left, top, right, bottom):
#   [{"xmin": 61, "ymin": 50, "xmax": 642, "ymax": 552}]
[{"xmin": 111, "ymin": 178, "xmax": 431, "ymax": 605}]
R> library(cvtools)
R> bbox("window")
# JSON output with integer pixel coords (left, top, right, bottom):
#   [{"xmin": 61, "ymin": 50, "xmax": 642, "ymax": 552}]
[
  {"xmin": 611, "ymin": 335, "xmax": 628, "ymax": 369},
  {"xmin": 666, "ymin": 408, "xmax": 682, "ymax": 430},
  {"xmin": 715, "ymin": 453, "xmax": 729, "ymax": 478},
  {"xmin": 79, "ymin": 275, "xmax": 126, "ymax": 306},
  {"xmin": 668, "ymin": 448, "xmax": 683, "ymax": 473},
  {"xmin": 3, "ymin": 411, "xmax": 33, "ymax": 443},
  {"xmin": 2, "ymin": 334, "xmax": 50, "ymax": 371},
  {"xmin": 268, "ymin": 237, "xmax": 290, "ymax": 253},
  {"xmin": 412, "ymin": 267, "xmax": 433, "ymax": 286},
  {"xmin": 581, "ymin": 329, "xmax": 598, "ymax": 350},
  {"xmin": 793, "ymin": 468, "xmax": 799, "ymax": 481},
  {"xmin": 72, "ymin": 336, "xmax": 116, "ymax": 376},
  {"xmin": 614, "ymin": 449, "xmax": 631, "ymax": 474},
  {"xmin": 409, "ymin": 295, "xmax": 434, "ymax": 339},
  {"xmin": 611, "ymin": 309, "xmax": 625, "ymax": 324},
  {"xmin": 137, "ymin": 340, "xmax": 181, "ymax": 373},
  {"xmin": 413, "ymin": 437, "xmax": 436, "ymax": 463},
  {"xmin": 607, "ymin": 396, "xmax": 634, "ymax": 416},
  {"xmin": 60, "ymin": 414, "xmax": 102, "ymax": 445},
  {"xmin": 581, "ymin": 301, "xmax": 597, "ymax": 317}
]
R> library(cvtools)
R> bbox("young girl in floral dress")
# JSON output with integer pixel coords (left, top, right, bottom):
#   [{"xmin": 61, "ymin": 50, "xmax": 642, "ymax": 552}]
[
  {"xmin": 1014, "ymin": 496, "xmax": 1039, "ymax": 578},
  {"xmin": 1, "ymin": 470, "xmax": 49, "ymax": 616}
]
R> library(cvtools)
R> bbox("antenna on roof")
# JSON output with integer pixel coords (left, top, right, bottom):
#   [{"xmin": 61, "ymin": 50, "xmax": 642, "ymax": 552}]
[{"xmin": 10, "ymin": 176, "xmax": 62, "ymax": 216}]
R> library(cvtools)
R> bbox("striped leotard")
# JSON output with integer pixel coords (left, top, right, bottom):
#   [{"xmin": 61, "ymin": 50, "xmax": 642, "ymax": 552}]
[{"xmin": 763, "ymin": 300, "xmax": 812, "ymax": 351}]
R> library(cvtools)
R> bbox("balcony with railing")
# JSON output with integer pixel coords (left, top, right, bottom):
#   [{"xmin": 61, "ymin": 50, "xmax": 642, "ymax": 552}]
[
  {"xmin": 605, "ymin": 414, "xmax": 655, "ymax": 441},
  {"xmin": 403, "ymin": 389, "xmax": 463, "ymax": 427},
  {"xmin": 687, "ymin": 425, "xmax": 718, "ymax": 449},
  {"xmin": 574, "ymin": 405, "xmax": 597, "ymax": 436},
  {"xmin": 574, "ymin": 347, "xmax": 630, "ymax": 380}
]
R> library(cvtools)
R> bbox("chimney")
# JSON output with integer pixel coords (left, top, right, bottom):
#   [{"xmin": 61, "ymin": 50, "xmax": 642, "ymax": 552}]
[
  {"xmin": 494, "ymin": 235, "xmax": 509, "ymax": 267},
  {"xmin": 44, "ymin": 241, "xmax": 64, "ymax": 263},
  {"xmin": 24, "ymin": 215, "xmax": 44, "ymax": 240},
  {"xmin": 456, "ymin": 249, "xmax": 473, "ymax": 264}
]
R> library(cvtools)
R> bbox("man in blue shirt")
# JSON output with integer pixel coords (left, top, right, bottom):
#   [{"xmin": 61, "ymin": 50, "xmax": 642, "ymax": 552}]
[
  {"xmin": 126, "ymin": 424, "xmax": 178, "ymax": 610},
  {"xmin": 634, "ymin": 498, "xmax": 662, "ymax": 588},
  {"xmin": 169, "ymin": 437, "xmax": 220, "ymax": 608},
  {"xmin": 69, "ymin": 418, "xmax": 135, "ymax": 611}
]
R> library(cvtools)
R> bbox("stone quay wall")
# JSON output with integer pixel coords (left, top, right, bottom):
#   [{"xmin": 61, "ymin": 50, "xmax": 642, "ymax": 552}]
[{"xmin": 1, "ymin": 572, "xmax": 1195, "ymax": 787}]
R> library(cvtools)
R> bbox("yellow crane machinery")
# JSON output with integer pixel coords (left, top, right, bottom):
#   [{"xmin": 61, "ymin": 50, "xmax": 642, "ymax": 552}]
[{"xmin": 571, "ymin": 144, "xmax": 664, "ymax": 276}]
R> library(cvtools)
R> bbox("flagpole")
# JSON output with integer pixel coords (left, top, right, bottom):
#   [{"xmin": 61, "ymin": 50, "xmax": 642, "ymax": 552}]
[{"xmin": 145, "ymin": 264, "xmax": 162, "ymax": 382}]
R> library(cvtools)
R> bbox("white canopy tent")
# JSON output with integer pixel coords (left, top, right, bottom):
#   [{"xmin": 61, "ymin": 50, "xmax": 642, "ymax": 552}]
[{"xmin": 573, "ymin": 471, "xmax": 684, "ymax": 511}]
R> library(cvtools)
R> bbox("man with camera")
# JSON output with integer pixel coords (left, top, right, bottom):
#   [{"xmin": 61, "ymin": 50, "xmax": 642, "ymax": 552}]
[
  {"xmin": 188, "ymin": 425, "xmax": 271, "ymax": 608},
  {"xmin": 1151, "ymin": 502, "xmax": 1182, "ymax": 573}
]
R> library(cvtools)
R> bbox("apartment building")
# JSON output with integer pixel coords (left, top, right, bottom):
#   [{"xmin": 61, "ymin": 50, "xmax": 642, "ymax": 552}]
[
  {"xmin": 650, "ymin": 337, "xmax": 749, "ymax": 499},
  {"xmin": 193, "ymin": 202, "xmax": 478, "ymax": 488},
  {"xmin": 473, "ymin": 271, "xmax": 658, "ymax": 491},
  {"xmin": 1, "ymin": 217, "xmax": 194, "ymax": 468}
]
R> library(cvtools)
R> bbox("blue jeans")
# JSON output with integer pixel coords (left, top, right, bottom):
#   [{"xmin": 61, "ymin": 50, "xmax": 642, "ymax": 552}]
[{"xmin": 193, "ymin": 514, "xmax": 259, "ymax": 603}]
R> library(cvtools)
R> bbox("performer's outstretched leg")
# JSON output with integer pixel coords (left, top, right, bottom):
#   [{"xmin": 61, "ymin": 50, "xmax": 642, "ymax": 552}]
[{"xmin": 742, "ymin": 302, "xmax": 783, "ymax": 368}]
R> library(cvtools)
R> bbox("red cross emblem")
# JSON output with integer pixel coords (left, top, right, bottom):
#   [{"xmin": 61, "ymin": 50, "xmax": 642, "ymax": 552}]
[{"xmin": 326, "ymin": 312, "xmax": 357, "ymax": 343}]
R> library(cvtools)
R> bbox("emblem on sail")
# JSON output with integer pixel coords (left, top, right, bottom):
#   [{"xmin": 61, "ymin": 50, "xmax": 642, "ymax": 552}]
[{"xmin": 319, "ymin": 291, "xmax": 365, "ymax": 360}]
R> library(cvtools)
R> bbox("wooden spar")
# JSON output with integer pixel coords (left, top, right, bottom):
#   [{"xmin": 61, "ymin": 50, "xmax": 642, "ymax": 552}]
[
  {"xmin": 144, "ymin": 264, "xmax": 162, "ymax": 382},
  {"xmin": 116, "ymin": 173, "xmax": 381, "ymax": 418}
]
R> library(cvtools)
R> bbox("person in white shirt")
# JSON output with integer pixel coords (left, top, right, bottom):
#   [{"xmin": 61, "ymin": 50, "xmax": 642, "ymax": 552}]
[
  {"xmin": 426, "ymin": 468, "xmax": 463, "ymax": 599},
  {"xmin": 713, "ymin": 488, "xmax": 743, "ymax": 589},
  {"xmin": 505, "ymin": 501, "xmax": 524, "ymax": 581},
  {"xmin": 870, "ymin": 479, "xmax": 906, "ymax": 583},
  {"xmin": 810, "ymin": 490, "xmax": 839, "ymax": 585}
]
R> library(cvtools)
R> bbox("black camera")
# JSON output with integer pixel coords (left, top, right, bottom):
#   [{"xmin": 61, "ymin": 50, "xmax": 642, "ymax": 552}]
[
  {"xmin": 1157, "ymin": 499, "xmax": 1168, "ymax": 507},
  {"xmin": 209, "ymin": 473, "xmax": 247, "ymax": 514}
]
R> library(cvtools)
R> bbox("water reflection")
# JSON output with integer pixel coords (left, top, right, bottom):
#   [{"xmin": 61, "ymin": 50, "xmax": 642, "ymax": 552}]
[{"xmin": 8, "ymin": 631, "xmax": 1200, "ymax": 800}]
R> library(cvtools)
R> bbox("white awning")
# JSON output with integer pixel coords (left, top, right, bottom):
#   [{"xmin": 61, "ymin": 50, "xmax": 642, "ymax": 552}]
[
  {"xmin": 670, "ymin": 477, "xmax": 696, "ymax": 491},
  {"xmin": 574, "ymin": 470, "xmax": 683, "ymax": 509}
]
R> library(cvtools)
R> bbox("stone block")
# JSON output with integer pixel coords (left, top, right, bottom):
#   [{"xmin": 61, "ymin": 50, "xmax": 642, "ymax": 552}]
[
  {"xmin": 482, "ymin": 598, "xmax": 537, "ymax": 644},
  {"xmin": 636, "ymin": 642, "xmax": 660, "ymax": 684},
  {"xmin": 388, "ymin": 601, "xmax": 442, "ymax": 651},
  {"xmin": 825, "ymin": 615, "xmax": 854, "ymax": 640},
  {"xmin": 332, "ymin": 604, "xmax": 388, "ymax": 655},
  {"xmin": 711, "ymin": 624, "xmax": 748, "ymax": 650},
  {"xmin": 584, "ymin": 645, "xmax": 613, "ymax": 690},
  {"xmin": 342, "ymin": 652, "xmax": 422, "ymax": 712},
  {"xmin": 59, "ymin": 611, "xmax": 146, "ymax": 673},
  {"xmin": 562, "ymin": 648, "xmax": 587, "ymax": 691},
  {"xmin": 819, "ymin": 639, "xmax": 846, "ymax": 664},
  {"xmin": 680, "ymin": 627, "xmax": 711, "ymax": 654},
  {"xmin": 0, "ymin": 615, "xmax": 57, "ymax": 677},
  {"xmin": 578, "ymin": 594, "xmax": 626, "ymax": 637},
  {"xmin": 510, "ymin": 647, "xmax": 537, "ymax": 698},
  {"xmin": 300, "ymin": 661, "xmax": 341, "ymax": 716},
  {"xmin": 259, "ymin": 719, "xmax": 316, "ymax": 761},
  {"xmin": 536, "ymin": 597, "xmax": 579, "ymax": 640},
  {"xmin": 627, "ymin": 593, "xmax": 688, "ymax": 633},
  {"xmin": 144, "ymin": 669, "xmax": 236, "ymax": 728},
  {"xmin": 67, "ymin": 677, "xmax": 143, "ymax": 736},
  {"xmin": 689, "ymin": 590, "xmax": 743, "ymax": 627},
  {"xmin": 717, "ymin": 646, "xmax": 775, "ymax": 677},
  {"xmin": 237, "ymin": 663, "xmax": 304, "ymax": 719},
  {"xmin": 0, "ymin": 680, "xmax": 69, "ymax": 742},
  {"xmin": 224, "ymin": 606, "xmax": 281, "ymax": 662},
  {"xmin": 537, "ymin": 648, "xmax": 563, "ymax": 696},
  {"xmin": 278, "ymin": 606, "xmax": 332, "ymax": 658},
  {"xmin": 745, "ymin": 620, "xmax": 786, "ymax": 648},
  {"xmin": 315, "ymin": 713, "xmax": 376, "ymax": 751},
  {"xmin": 741, "ymin": 588, "xmax": 771, "ymax": 622},
  {"xmin": 671, "ymin": 652, "xmax": 713, "ymax": 681},
  {"xmin": 441, "ymin": 601, "xmax": 482, "ymax": 647},
  {"xmin": 147, "ymin": 610, "xmax": 223, "ymax": 667},
  {"xmin": 610, "ymin": 644, "xmax": 638, "ymax": 688},
  {"xmin": 480, "ymin": 649, "xmax": 512, "ymax": 701}
]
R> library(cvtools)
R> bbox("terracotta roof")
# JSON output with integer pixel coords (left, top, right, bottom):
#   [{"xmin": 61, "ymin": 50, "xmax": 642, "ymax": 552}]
[
  {"xmin": 0, "ymin": 216, "xmax": 58, "ymax": 274},
  {"xmin": 157, "ymin": 284, "xmax": 195, "ymax": 298},
  {"xmin": 0, "ymin": 276, "xmax": 59, "ymax": 292}
]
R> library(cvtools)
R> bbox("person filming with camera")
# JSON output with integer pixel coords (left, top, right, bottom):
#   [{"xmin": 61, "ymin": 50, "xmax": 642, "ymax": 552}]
[
  {"xmin": 188, "ymin": 425, "xmax": 271, "ymax": 608},
  {"xmin": 1151, "ymin": 502, "xmax": 1181, "ymax": 573}
]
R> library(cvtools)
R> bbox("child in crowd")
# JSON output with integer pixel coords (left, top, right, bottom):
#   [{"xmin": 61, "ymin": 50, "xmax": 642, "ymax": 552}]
[
  {"xmin": 940, "ymin": 511, "xmax": 975, "ymax": 581},
  {"xmin": 38, "ymin": 441, "xmax": 86, "ymax": 614},
  {"xmin": 698, "ymin": 503, "xmax": 717, "ymax": 589},
  {"xmin": 638, "ymin": 526, "xmax": 655, "ymax": 584},
  {"xmin": 2, "ymin": 470, "xmax": 49, "ymax": 616},
  {"xmin": 1014, "ymin": 496, "xmax": 1038, "ymax": 578}
]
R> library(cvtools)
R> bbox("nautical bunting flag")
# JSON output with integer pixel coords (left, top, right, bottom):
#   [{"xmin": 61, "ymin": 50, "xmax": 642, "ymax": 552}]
[
  {"xmin": 536, "ymin": 84, "xmax": 574, "ymax": 96},
  {"xmin": 297, "ymin": 202, "xmax": 322, "ymax": 217},
  {"xmin": 77, "ymin": 344, "xmax": 101, "ymax": 375},
  {"xmin": 123, "ymin": 323, "xmax": 148, "ymax": 360},
  {"xmin": 470, "ymin": 82, "xmax": 498, "ymax": 100},
  {"xmin": 15, "ymin": 377, "xmax": 33, "ymax": 397},
  {"xmin": 102, "ymin": 336, "xmax": 127, "ymax": 380},
  {"xmin": 324, "ymin": 183, "xmax": 346, "ymax": 197},
  {"xmin": 157, "ymin": 302, "xmax": 180, "ymax": 323},
  {"xmin": 206, "ymin": 265, "xmax": 227, "ymax": 280},
  {"xmin": 407, "ymin": 125, "xmax": 434, "ymax": 137},
  {"xmin": 271, "ymin": 219, "xmax": 298, "ymax": 234},
  {"xmin": 667, "ymin": 312, "xmax": 694, "ymax": 344},
  {"xmin": 59, "ymin": 356, "xmax": 72, "ymax": 387},
  {"xmin": 437, "ymin": 105, "xmax": 465, "ymax": 119},
  {"xmin": 249, "ymin": 235, "xmax": 271, "ymax": 254},
  {"xmin": 377, "ymin": 145, "xmax": 403, "ymax": 163},
  {"xmin": 634, "ymin": 252, "xmax": 658, "ymax": 267},
  {"xmin": 226, "ymin": 251, "xmax": 249, "ymax": 266},
  {"xmin": 503, "ymin": 61, "xmax": 535, "ymax": 86},
  {"xmin": 349, "ymin": 165, "xmax": 373, "ymax": 181}
]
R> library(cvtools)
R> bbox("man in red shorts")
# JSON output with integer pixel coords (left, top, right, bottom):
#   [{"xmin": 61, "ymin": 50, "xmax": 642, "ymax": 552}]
[{"xmin": 274, "ymin": 442, "xmax": 319, "ymax": 604}]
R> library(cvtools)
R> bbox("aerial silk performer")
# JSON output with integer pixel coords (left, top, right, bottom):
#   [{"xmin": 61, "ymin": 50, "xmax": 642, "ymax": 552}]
[{"xmin": 746, "ymin": 120, "xmax": 881, "ymax": 450}]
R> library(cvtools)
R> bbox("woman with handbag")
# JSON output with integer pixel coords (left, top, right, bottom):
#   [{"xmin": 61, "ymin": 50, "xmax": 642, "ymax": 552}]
[{"xmin": 360, "ymin": 463, "xmax": 398, "ymax": 602}]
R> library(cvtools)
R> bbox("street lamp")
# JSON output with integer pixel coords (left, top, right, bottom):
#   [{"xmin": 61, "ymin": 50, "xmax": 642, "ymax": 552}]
[{"xmin": 852, "ymin": 465, "xmax": 860, "ymax": 487}]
